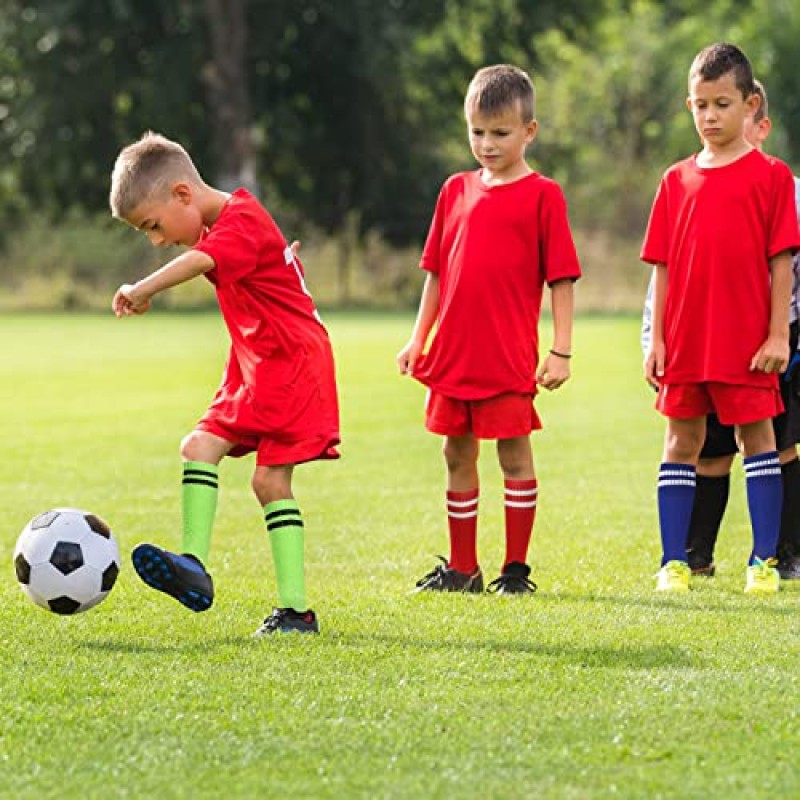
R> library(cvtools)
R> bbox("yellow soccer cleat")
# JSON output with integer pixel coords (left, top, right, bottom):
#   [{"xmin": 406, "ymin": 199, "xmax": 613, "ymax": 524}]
[
  {"xmin": 655, "ymin": 560, "xmax": 691, "ymax": 592},
  {"xmin": 744, "ymin": 557, "xmax": 780, "ymax": 595}
]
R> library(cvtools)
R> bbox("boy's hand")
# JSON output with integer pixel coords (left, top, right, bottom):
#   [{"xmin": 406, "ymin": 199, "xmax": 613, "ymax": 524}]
[
  {"xmin": 645, "ymin": 341, "xmax": 665, "ymax": 390},
  {"xmin": 750, "ymin": 335, "xmax": 789, "ymax": 374},
  {"xmin": 396, "ymin": 340, "xmax": 423, "ymax": 375},
  {"xmin": 536, "ymin": 352, "xmax": 570, "ymax": 391},
  {"xmin": 112, "ymin": 284, "xmax": 152, "ymax": 317}
]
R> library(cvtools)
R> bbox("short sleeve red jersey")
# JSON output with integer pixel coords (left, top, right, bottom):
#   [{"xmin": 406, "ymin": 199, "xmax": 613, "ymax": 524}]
[
  {"xmin": 641, "ymin": 150, "xmax": 800, "ymax": 386},
  {"xmin": 192, "ymin": 189, "xmax": 339, "ymax": 461},
  {"xmin": 413, "ymin": 171, "xmax": 581, "ymax": 400}
]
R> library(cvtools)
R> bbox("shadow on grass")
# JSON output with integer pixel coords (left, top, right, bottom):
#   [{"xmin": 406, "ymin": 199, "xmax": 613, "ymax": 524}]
[
  {"xmin": 77, "ymin": 636, "xmax": 248, "ymax": 655},
  {"xmin": 76, "ymin": 626, "xmax": 692, "ymax": 669},
  {"xmin": 327, "ymin": 630, "xmax": 694, "ymax": 669},
  {"xmin": 542, "ymin": 589, "xmax": 800, "ymax": 617}
]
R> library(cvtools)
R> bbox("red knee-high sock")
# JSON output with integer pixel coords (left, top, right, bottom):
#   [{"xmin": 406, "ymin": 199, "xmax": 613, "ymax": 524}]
[
  {"xmin": 504, "ymin": 478, "xmax": 538, "ymax": 567},
  {"xmin": 447, "ymin": 489, "xmax": 479, "ymax": 574}
]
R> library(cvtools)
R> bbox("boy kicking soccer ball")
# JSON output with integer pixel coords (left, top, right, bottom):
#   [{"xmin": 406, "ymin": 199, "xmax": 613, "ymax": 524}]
[{"xmin": 110, "ymin": 132, "xmax": 340, "ymax": 634}]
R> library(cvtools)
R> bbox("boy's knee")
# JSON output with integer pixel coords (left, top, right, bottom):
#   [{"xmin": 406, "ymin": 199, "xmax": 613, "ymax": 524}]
[
  {"xmin": 442, "ymin": 437, "xmax": 478, "ymax": 471},
  {"xmin": 664, "ymin": 433, "xmax": 703, "ymax": 463},
  {"xmin": 251, "ymin": 466, "xmax": 292, "ymax": 505},
  {"xmin": 180, "ymin": 430, "xmax": 222, "ymax": 463},
  {"xmin": 180, "ymin": 431, "xmax": 203, "ymax": 461}
]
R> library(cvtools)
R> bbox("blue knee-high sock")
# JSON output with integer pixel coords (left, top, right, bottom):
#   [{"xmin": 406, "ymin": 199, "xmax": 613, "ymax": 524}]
[
  {"xmin": 658, "ymin": 463, "xmax": 696, "ymax": 565},
  {"xmin": 744, "ymin": 451, "xmax": 782, "ymax": 564}
]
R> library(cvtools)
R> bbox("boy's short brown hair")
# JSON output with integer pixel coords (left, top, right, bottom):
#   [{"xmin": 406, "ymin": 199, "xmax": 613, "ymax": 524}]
[
  {"xmin": 689, "ymin": 42, "xmax": 755, "ymax": 99},
  {"xmin": 109, "ymin": 131, "xmax": 202, "ymax": 220},
  {"xmin": 464, "ymin": 64, "xmax": 535, "ymax": 123}
]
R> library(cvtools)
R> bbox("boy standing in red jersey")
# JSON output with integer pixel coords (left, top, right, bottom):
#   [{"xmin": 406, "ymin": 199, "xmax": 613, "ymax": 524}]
[
  {"xmin": 110, "ymin": 132, "xmax": 340, "ymax": 635},
  {"xmin": 642, "ymin": 43, "xmax": 800, "ymax": 593},
  {"xmin": 398, "ymin": 65, "xmax": 581, "ymax": 595}
]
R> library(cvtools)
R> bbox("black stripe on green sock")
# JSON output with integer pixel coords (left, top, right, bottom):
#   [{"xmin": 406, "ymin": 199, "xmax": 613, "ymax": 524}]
[{"xmin": 265, "ymin": 508, "xmax": 302, "ymax": 523}]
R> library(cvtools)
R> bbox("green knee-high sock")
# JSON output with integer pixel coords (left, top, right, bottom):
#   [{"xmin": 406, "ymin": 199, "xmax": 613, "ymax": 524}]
[
  {"xmin": 181, "ymin": 461, "xmax": 219, "ymax": 563},
  {"xmin": 265, "ymin": 499, "xmax": 306, "ymax": 611}
]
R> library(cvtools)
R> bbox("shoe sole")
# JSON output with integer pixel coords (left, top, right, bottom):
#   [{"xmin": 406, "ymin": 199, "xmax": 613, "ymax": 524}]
[
  {"xmin": 131, "ymin": 545, "xmax": 213, "ymax": 612},
  {"xmin": 254, "ymin": 624, "xmax": 320, "ymax": 637}
]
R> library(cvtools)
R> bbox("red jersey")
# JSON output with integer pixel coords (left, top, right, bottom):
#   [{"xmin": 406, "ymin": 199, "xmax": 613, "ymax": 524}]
[
  {"xmin": 641, "ymin": 150, "xmax": 800, "ymax": 387},
  {"xmin": 413, "ymin": 170, "xmax": 581, "ymax": 400},
  {"xmin": 193, "ymin": 189, "xmax": 339, "ymax": 463}
]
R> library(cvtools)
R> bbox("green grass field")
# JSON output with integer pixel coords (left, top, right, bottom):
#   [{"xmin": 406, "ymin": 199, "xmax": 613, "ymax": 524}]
[{"xmin": 1, "ymin": 313, "xmax": 799, "ymax": 799}]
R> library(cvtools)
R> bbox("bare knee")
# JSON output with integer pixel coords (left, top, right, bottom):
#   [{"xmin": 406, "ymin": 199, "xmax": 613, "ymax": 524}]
[
  {"xmin": 663, "ymin": 418, "xmax": 705, "ymax": 464},
  {"xmin": 251, "ymin": 465, "xmax": 294, "ymax": 506},
  {"xmin": 180, "ymin": 430, "xmax": 229, "ymax": 464},
  {"xmin": 442, "ymin": 436, "xmax": 478, "ymax": 474},
  {"xmin": 497, "ymin": 437, "xmax": 534, "ymax": 479}
]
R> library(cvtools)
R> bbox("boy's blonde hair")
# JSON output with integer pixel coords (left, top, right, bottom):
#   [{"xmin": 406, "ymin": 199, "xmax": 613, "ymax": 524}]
[
  {"xmin": 753, "ymin": 78, "xmax": 768, "ymax": 123},
  {"xmin": 109, "ymin": 131, "xmax": 203, "ymax": 219},
  {"xmin": 464, "ymin": 64, "xmax": 535, "ymax": 123}
]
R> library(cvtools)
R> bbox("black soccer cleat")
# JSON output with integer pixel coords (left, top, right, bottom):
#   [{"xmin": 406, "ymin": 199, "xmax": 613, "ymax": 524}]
[
  {"xmin": 777, "ymin": 555, "xmax": 800, "ymax": 580},
  {"xmin": 690, "ymin": 562, "xmax": 716, "ymax": 577},
  {"xmin": 486, "ymin": 561, "xmax": 537, "ymax": 595},
  {"xmin": 414, "ymin": 556, "xmax": 484, "ymax": 593},
  {"xmin": 131, "ymin": 544, "xmax": 214, "ymax": 612},
  {"xmin": 253, "ymin": 607, "xmax": 319, "ymax": 636}
]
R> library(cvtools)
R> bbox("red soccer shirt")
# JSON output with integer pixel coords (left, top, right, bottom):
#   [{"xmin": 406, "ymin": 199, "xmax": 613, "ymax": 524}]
[
  {"xmin": 641, "ymin": 150, "xmax": 800, "ymax": 387},
  {"xmin": 193, "ymin": 189, "xmax": 339, "ymax": 461},
  {"xmin": 412, "ymin": 170, "xmax": 581, "ymax": 400}
]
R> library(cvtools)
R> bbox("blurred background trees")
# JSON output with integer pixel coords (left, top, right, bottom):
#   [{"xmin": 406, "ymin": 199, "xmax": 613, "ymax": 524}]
[{"xmin": 1, "ymin": 0, "xmax": 797, "ymax": 309}]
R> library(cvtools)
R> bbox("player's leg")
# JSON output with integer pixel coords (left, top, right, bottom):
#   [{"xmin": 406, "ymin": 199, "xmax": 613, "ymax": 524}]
[
  {"xmin": 773, "ymin": 325, "xmax": 800, "ymax": 578},
  {"xmin": 178, "ymin": 429, "xmax": 233, "ymax": 561},
  {"xmin": 736, "ymin": 418, "xmax": 782, "ymax": 593},
  {"xmin": 487, "ymin": 435, "xmax": 537, "ymax": 595},
  {"xmin": 415, "ymin": 433, "xmax": 484, "ymax": 593},
  {"xmin": 687, "ymin": 416, "xmax": 736, "ymax": 576},
  {"xmin": 656, "ymin": 415, "xmax": 706, "ymax": 591},
  {"xmin": 131, "ymin": 429, "xmax": 231, "ymax": 612},
  {"xmin": 415, "ymin": 392, "xmax": 483, "ymax": 593},
  {"xmin": 777, "ymin": 446, "xmax": 800, "ymax": 578},
  {"xmin": 252, "ymin": 463, "xmax": 319, "ymax": 634}
]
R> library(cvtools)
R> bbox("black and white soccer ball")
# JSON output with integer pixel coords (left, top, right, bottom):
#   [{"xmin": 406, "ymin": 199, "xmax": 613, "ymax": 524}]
[{"xmin": 13, "ymin": 508, "xmax": 121, "ymax": 615}]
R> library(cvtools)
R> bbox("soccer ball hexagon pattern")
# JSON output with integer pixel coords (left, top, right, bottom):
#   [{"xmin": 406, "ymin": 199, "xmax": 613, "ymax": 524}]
[{"xmin": 13, "ymin": 508, "xmax": 121, "ymax": 614}]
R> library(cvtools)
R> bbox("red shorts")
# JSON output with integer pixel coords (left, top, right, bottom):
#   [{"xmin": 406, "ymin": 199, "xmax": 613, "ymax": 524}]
[
  {"xmin": 425, "ymin": 391, "xmax": 541, "ymax": 439},
  {"xmin": 197, "ymin": 342, "xmax": 340, "ymax": 467},
  {"xmin": 657, "ymin": 382, "xmax": 783, "ymax": 426}
]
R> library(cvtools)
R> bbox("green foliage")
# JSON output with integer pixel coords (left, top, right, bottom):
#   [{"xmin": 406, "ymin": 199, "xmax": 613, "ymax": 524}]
[
  {"xmin": 2, "ymin": 314, "xmax": 800, "ymax": 798},
  {"xmin": 0, "ymin": 212, "xmax": 216, "ymax": 310},
  {"xmin": 533, "ymin": 0, "xmax": 772, "ymax": 234}
]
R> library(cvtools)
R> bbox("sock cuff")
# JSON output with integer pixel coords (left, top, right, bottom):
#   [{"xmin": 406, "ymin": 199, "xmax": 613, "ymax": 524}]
[
  {"xmin": 264, "ymin": 499, "xmax": 303, "ymax": 529},
  {"xmin": 182, "ymin": 461, "xmax": 219, "ymax": 487},
  {"xmin": 658, "ymin": 462, "xmax": 696, "ymax": 488},
  {"xmin": 446, "ymin": 488, "xmax": 479, "ymax": 500},
  {"xmin": 183, "ymin": 460, "xmax": 219, "ymax": 474},
  {"xmin": 504, "ymin": 478, "xmax": 538, "ymax": 489},
  {"xmin": 504, "ymin": 479, "xmax": 538, "ymax": 507},
  {"xmin": 744, "ymin": 451, "xmax": 781, "ymax": 477}
]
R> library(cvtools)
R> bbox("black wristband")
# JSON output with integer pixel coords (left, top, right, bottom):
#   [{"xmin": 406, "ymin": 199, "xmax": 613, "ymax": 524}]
[{"xmin": 549, "ymin": 349, "xmax": 572, "ymax": 359}]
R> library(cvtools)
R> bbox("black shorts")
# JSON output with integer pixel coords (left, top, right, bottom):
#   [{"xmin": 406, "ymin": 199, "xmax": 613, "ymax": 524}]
[{"xmin": 699, "ymin": 321, "xmax": 800, "ymax": 458}]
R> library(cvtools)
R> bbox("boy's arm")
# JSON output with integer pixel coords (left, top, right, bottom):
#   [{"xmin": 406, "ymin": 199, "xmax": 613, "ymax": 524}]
[
  {"xmin": 397, "ymin": 272, "xmax": 440, "ymax": 375},
  {"xmin": 536, "ymin": 278, "xmax": 574, "ymax": 391},
  {"xmin": 750, "ymin": 250, "xmax": 792, "ymax": 373},
  {"xmin": 112, "ymin": 250, "xmax": 216, "ymax": 317},
  {"xmin": 645, "ymin": 263, "xmax": 667, "ymax": 389}
]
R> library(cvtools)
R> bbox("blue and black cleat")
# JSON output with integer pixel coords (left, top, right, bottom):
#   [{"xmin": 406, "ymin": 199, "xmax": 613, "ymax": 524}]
[{"xmin": 131, "ymin": 544, "xmax": 214, "ymax": 612}]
